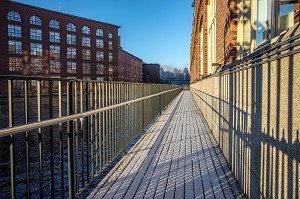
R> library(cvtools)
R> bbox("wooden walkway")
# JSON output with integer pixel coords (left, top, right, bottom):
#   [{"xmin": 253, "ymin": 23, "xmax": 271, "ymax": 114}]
[{"xmin": 88, "ymin": 91, "xmax": 245, "ymax": 199}]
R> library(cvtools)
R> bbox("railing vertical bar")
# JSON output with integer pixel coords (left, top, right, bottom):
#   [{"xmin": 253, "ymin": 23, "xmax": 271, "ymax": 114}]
[
  {"xmin": 90, "ymin": 82, "xmax": 94, "ymax": 178},
  {"xmin": 120, "ymin": 83, "xmax": 123, "ymax": 151},
  {"xmin": 67, "ymin": 81, "xmax": 75, "ymax": 199},
  {"xmin": 85, "ymin": 82, "xmax": 90, "ymax": 182},
  {"xmin": 112, "ymin": 83, "xmax": 117, "ymax": 158},
  {"xmin": 98, "ymin": 82, "xmax": 102, "ymax": 170},
  {"xmin": 58, "ymin": 81, "xmax": 64, "ymax": 199},
  {"xmin": 8, "ymin": 80, "xmax": 16, "ymax": 199},
  {"xmin": 80, "ymin": 81, "xmax": 84, "ymax": 189},
  {"xmin": 125, "ymin": 84, "xmax": 128, "ymax": 146},
  {"xmin": 74, "ymin": 81, "xmax": 79, "ymax": 193},
  {"xmin": 116, "ymin": 83, "xmax": 120, "ymax": 154},
  {"xmin": 141, "ymin": 85, "xmax": 144, "ymax": 134},
  {"xmin": 129, "ymin": 84, "xmax": 131, "ymax": 145},
  {"xmin": 49, "ymin": 80, "xmax": 55, "ymax": 199},
  {"xmin": 105, "ymin": 83, "xmax": 109, "ymax": 164},
  {"xmin": 108, "ymin": 83, "xmax": 112, "ymax": 161},
  {"xmin": 94, "ymin": 83, "xmax": 98, "ymax": 174},
  {"xmin": 111, "ymin": 83, "xmax": 114, "ymax": 158},
  {"xmin": 37, "ymin": 80, "xmax": 44, "ymax": 198},
  {"xmin": 102, "ymin": 82, "xmax": 106, "ymax": 167},
  {"xmin": 24, "ymin": 80, "xmax": 31, "ymax": 199},
  {"xmin": 118, "ymin": 83, "xmax": 120, "ymax": 154}
]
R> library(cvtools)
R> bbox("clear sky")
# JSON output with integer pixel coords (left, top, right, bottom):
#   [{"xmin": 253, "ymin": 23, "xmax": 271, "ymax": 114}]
[{"xmin": 14, "ymin": 0, "xmax": 194, "ymax": 71}]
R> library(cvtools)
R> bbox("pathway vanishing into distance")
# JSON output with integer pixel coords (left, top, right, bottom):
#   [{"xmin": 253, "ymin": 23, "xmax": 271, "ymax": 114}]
[{"xmin": 88, "ymin": 91, "xmax": 245, "ymax": 199}]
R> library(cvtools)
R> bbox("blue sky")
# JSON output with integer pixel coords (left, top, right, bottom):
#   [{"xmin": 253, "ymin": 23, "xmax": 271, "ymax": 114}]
[{"xmin": 14, "ymin": 0, "xmax": 194, "ymax": 71}]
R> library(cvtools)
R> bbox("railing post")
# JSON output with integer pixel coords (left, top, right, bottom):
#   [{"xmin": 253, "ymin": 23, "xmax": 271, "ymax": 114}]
[
  {"xmin": 8, "ymin": 80, "xmax": 16, "ymax": 199},
  {"xmin": 142, "ymin": 84, "xmax": 145, "ymax": 135},
  {"xmin": 49, "ymin": 80, "xmax": 55, "ymax": 199},
  {"xmin": 24, "ymin": 80, "xmax": 31, "ymax": 199},
  {"xmin": 67, "ymin": 81, "xmax": 75, "ymax": 199},
  {"xmin": 37, "ymin": 80, "xmax": 44, "ymax": 198}
]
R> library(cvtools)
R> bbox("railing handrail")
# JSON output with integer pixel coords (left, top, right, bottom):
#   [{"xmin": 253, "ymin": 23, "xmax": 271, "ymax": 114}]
[
  {"xmin": 0, "ymin": 87, "xmax": 182, "ymax": 138},
  {"xmin": 0, "ymin": 75, "xmax": 183, "ymax": 86}
]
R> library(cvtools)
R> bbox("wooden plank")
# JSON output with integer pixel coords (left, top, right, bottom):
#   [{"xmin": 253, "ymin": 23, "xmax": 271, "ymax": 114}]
[
  {"xmin": 89, "ymin": 91, "xmax": 245, "ymax": 199},
  {"xmin": 164, "ymin": 124, "xmax": 181, "ymax": 199},
  {"xmin": 191, "ymin": 123, "xmax": 204, "ymax": 199},
  {"xmin": 120, "ymin": 92, "xmax": 183, "ymax": 199},
  {"xmin": 88, "ymin": 94, "xmax": 180, "ymax": 199}
]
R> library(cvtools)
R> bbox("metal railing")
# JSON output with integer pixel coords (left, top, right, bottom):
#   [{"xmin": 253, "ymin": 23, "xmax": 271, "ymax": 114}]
[{"xmin": 0, "ymin": 76, "xmax": 183, "ymax": 199}]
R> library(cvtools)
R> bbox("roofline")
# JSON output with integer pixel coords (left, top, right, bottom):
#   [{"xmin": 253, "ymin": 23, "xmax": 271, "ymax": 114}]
[
  {"xmin": 3, "ymin": 0, "xmax": 121, "ymax": 28},
  {"xmin": 142, "ymin": 63, "xmax": 161, "ymax": 66},
  {"xmin": 119, "ymin": 48, "xmax": 143, "ymax": 62}
]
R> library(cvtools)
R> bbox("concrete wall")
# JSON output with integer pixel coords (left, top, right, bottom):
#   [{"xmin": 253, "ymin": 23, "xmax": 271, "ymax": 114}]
[{"xmin": 191, "ymin": 25, "xmax": 300, "ymax": 199}]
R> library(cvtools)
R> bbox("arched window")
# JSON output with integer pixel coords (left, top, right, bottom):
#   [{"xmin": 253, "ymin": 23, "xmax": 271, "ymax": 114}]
[
  {"xmin": 30, "ymin": 16, "xmax": 42, "ymax": 26},
  {"xmin": 96, "ymin": 29, "xmax": 103, "ymax": 37},
  {"xmin": 7, "ymin": 11, "xmax": 21, "ymax": 22},
  {"xmin": 82, "ymin": 26, "xmax": 90, "ymax": 34},
  {"xmin": 49, "ymin": 20, "xmax": 60, "ymax": 29},
  {"xmin": 67, "ymin": 23, "xmax": 76, "ymax": 32}
]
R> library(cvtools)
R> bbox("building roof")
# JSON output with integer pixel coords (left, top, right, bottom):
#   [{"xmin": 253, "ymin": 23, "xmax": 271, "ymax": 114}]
[
  {"xmin": 3, "ymin": 0, "xmax": 121, "ymax": 28},
  {"xmin": 119, "ymin": 49, "xmax": 143, "ymax": 62}
]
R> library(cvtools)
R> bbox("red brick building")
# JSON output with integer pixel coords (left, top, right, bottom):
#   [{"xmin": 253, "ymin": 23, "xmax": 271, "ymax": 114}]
[
  {"xmin": 190, "ymin": 0, "xmax": 300, "ymax": 83},
  {"xmin": 0, "ymin": 0, "xmax": 120, "ymax": 82},
  {"xmin": 118, "ymin": 49, "xmax": 143, "ymax": 82},
  {"xmin": 190, "ymin": 0, "xmax": 237, "ymax": 83}
]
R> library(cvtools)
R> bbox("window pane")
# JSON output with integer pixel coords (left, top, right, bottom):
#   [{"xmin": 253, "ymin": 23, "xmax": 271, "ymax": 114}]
[
  {"xmin": 83, "ymin": 62, "xmax": 91, "ymax": 74},
  {"xmin": 96, "ymin": 51, "xmax": 104, "ymax": 61},
  {"xmin": 8, "ymin": 40, "xmax": 22, "ymax": 54},
  {"xmin": 50, "ymin": 32, "xmax": 60, "ymax": 43},
  {"xmin": 82, "ymin": 26, "xmax": 90, "ymax": 34},
  {"xmin": 50, "ymin": 60, "xmax": 61, "ymax": 73},
  {"xmin": 31, "ymin": 58, "xmax": 43, "ymax": 74},
  {"xmin": 109, "ymin": 64, "xmax": 114, "ymax": 75},
  {"xmin": 277, "ymin": 4, "xmax": 294, "ymax": 35},
  {"xmin": 96, "ymin": 63, "xmax": 104, "ymax": 75},
  {"xmin": 9, "ymin": 57, "xmax": 23, "ymax": 71},
  {"xmin": 67, "ymin": 23, "xmax": 76, "ymax": 32},
  {"xmin": 96, "ymin": 39, "xmax": 104, "ymax": 48},
  {"xmin": 7, "ymin": 11, "xmax": 21, "ymax": 22},
  {"xmin": 109, "ymin": 52, "xmax": 113, "ymax": 62},
  {"xmin": 67, "ymin": 61, "xmax": 77, "ymax": 73},
  {"xmin": 108, "ymin": 33, "xmax": 113, "ymax": 39},
  {"xmin": 30, "ymin": 28, "xmax": 42, "ymax": 40},
  {"xmin": 109, "ymin": 41, "xmax": 113, "ymax": 50},
  {"xmin": 256, "ymin": 0, "xmax": 272, "ymax": 45},
  {"xmin": 49, "ymin": 20, "xmax": 60, "ymax": 29},
  {"xmin": 82, "ymin": 49, "xmax": 91, "ymax": 60},
  {"xmin": 67, "ymin": 47, "xmax": 76, "ymax": 59},
  {"xmin": 30, "ymin": 16, "xmax": 42, "ymax": 26},
  {"xmin": 50, "ymin": 45, "xmax": 60, "ymax": 58},
  {"xmin": 67, "ymin": 34, "xmax": 76, "ymax": 45},
  {"xmin": 31, "ymin": 43, "xmax": 43, "ymax": 56},
  {"xmin": 96, "ymin": 29, "xmax": 103, "ymax": 36},
  {"xmin": 8, "ymin": 25, "xmax": 22, "ymax": 38},
  {"xmin": 82, "ymin": 37, "xmax": 90, "ymax": 47}
]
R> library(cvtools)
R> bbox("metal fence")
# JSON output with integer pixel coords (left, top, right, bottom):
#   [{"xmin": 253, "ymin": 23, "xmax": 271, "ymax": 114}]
[{"xmin": 0, "ymin": 76, "xmax": 183, "ymax": 199}]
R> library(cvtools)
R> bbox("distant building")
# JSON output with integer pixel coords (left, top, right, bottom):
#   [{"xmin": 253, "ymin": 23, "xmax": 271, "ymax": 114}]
[
  {"xmin": 0, "ymin": 0, "xmax": 119, "ymax": 83},
  {"xmin": 118, "ymin": 49, "xmax": 143, "ymax": 82},
  {"xmin": 142, "ymin": 63, "xmax": 160, "ymax": 83}
]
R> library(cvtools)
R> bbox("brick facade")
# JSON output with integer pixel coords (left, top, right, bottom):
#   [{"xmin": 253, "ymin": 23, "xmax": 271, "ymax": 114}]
[
  {"xmin": 190, "ymin": 0, "xmax": 208, "ymax": 83},
  {"xmin": 190, "ymin": 0, "xmax": 237, "ymax": 83},
  {"xmin": 218, "ymin": 0, "xmax": 237, "ymax": 64},
  {"xmin": 118, "ymin": 49, "xmax": 143, "ymax": 82},
  {"xmin": 0, "ymin": 0, "xmax": 119, "ymax": 81}
]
